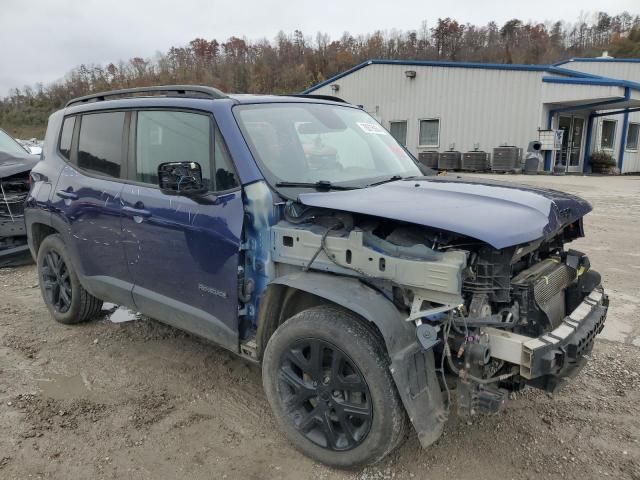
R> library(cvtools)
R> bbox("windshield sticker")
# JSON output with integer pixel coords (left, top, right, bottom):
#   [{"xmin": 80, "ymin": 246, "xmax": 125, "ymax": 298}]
[{"xmin": 357, "ymin": 122, "xmax": 388, "ymax": 135}]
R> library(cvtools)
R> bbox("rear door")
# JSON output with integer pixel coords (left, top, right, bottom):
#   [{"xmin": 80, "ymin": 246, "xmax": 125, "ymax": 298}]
[
  {"xmin": 53, "ymin": 111, "xmax": 133, "ymax": 306},
  {"xmin": 120, "ymin": 109, "xmax": 243, "ymax": 350}
]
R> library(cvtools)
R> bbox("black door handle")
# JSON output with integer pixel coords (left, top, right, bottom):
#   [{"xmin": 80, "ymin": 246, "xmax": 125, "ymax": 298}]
[{"xmin": 56, "ymin": 190, "xmax": 78, "ymax": 200}]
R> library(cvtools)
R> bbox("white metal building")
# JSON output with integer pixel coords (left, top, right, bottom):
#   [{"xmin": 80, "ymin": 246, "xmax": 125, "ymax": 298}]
[{"xmin": 303, "ymin": 58, "xmax": 640, "ymax": 174}]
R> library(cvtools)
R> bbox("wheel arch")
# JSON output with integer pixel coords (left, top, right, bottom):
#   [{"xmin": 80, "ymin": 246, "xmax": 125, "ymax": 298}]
[
  {"xmin": 25, "ymin": 205, "xmax": 64, "ymax": 258},
  {"xmin": 30, "ymin": 222, "xmax": 59, "ymax": 256},
  {"xmin": 256, "ymin": 270, "xmax": 447, "ymax": 449},
  {"xmin": 256, "ymin": 271, "xmax": 414, "ymax": 361}
]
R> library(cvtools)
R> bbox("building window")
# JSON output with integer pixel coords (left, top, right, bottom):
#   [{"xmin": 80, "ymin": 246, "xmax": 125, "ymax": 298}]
[
  {"xmin": 419, "ymin": 119, "xmax": 440, "ymax": 147},
  {"xmin": 626, "ymin": 122, "xmax": 640, "ymax": 151},
  {"xmin": 600, "ymin": 120, "xmax": 616, "ymax": 150},
  {"xmin": 389, "ymin": 121, "xmax": 407, "ymax": 146}
]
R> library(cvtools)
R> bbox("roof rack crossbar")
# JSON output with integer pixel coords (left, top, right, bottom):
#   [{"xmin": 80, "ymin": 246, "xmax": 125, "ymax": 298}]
[{"xmin": 65, "ymin": 85, "xmax": 227, "ymax": 107}]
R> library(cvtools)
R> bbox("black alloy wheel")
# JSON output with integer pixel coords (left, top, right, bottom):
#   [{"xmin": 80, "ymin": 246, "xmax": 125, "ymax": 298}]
[
  {"xmin": 262, "ymin": 305, "xmax": 409, "ymax": 467},
  {"xmin": 277, "ymin": 338, "xmax": 373, "ymax": 451},
  {"xmin": 36, "ymin": 234, "xmax": 103, "ymax": 324},
  {"xmin": 40, "ymin": 250, "xmax": 72, "ymax": 313}
]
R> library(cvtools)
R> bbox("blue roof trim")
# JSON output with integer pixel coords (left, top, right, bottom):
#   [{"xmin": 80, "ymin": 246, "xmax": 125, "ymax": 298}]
[
  {"xmin": 302, "ymin": 59, "xmax": 601, "ymax": 93},
  {"xmin": 542, "ymin": 76, "xmax": 640, "ymax": 91},
  {"xmin": 555, "ymin": 57, "xmax": 640, "ymax": 66}
]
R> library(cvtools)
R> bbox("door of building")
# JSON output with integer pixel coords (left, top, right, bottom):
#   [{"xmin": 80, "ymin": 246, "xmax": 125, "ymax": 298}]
[{"xmin": 555, "ymin": 115, "xmax": 586, "ymax": 173}]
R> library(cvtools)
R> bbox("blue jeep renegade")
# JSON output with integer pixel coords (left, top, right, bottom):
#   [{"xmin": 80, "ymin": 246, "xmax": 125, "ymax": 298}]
[{"xmin": 25, "ymin": 85, "xmax": 608, "ymax": 468}]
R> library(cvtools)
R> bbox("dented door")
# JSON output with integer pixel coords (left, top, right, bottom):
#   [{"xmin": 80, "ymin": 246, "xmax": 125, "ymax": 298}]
[{"xmin": 120, "ymin": 110, "xmax": 244, "ymax": 351}]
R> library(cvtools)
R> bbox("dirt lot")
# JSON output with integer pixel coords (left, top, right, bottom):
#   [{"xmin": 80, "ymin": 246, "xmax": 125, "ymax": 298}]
[{"xmin": 1, "ymin": 174, "xmax": 639, "ymax": 479}]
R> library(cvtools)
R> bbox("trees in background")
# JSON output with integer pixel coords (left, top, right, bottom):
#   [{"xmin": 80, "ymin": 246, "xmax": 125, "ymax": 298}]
[{"xmin": 2, "ymin": 11, "xmax": 639, "ymax": 138}]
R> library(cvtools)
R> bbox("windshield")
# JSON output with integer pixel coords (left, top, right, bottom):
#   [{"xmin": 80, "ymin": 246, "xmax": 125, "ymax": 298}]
[
  {"xmin": 234, "ymin": 103, "xmax": 422, "ymax": 188},
  {"xmin": 0, "ymin": 129, "xmax": 29, "ymax": 156}
]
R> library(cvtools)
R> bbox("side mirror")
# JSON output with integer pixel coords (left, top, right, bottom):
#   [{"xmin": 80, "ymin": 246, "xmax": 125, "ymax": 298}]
[{"xmin": 158, "ymin": 162, "xmax": 207, "ymax": 196}]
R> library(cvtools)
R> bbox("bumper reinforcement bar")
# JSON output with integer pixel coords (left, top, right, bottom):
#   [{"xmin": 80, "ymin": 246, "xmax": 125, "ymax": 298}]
[{"xmin": 484, "ymin": 288, "xmax": 608, "ymax": 380}]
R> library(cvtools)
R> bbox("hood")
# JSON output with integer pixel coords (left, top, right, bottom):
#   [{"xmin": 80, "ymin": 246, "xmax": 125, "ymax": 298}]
[
  {"xmin": 0, "ymin": 151, "xmax": 38, "ymax": 178},
  {"xmin": 298, "ymin": 176, "xmax": 592, "ymax": 249}
]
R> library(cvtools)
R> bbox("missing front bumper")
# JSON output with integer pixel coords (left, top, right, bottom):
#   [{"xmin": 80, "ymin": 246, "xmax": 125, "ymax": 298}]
[{"xmin": 484, "ymin": 287, "xmax": 608, "ymax": 384}]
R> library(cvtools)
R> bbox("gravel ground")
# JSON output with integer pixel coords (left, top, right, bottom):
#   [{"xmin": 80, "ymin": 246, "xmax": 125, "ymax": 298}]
[{"xmin": 1, "ymin": 173, "xmax": 639, "ymax": 479}]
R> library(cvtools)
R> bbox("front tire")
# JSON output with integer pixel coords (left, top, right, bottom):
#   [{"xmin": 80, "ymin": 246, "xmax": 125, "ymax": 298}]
[
  {"xmin": 37, "ymin": 234, "xmax": 103, "ymax": 324},
  {"xmin": 262, "ymin": 305, "xmax": 408, "ymax": 468}
]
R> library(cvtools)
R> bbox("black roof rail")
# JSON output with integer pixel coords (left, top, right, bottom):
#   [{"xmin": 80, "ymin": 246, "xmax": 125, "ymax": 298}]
[
  {"xmin": 65, "ymin": 85, "xmax": 227, "ymax": 107},
  {"xmin": 287, "ymin": 94, "xmax": 349, "ymax": 104}
]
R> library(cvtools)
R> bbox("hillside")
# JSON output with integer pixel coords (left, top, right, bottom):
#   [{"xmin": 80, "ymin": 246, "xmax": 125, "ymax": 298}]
[{"xmin": 1, "ymin": 12, "xmax": 639, "ymax": 139}]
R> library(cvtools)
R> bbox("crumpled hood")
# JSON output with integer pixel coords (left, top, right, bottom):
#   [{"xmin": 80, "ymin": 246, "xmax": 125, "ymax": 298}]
[
  {"xmin": 0, "ymin": 151, "xmax": 38, "ymax": 178},
  {"xmin": 298, "ymin": 176, "xmax": 592, "ymax": 249}
]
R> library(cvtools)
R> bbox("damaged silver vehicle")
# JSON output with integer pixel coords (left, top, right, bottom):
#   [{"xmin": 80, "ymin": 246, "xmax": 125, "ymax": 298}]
[
  {"xmin": 1, "ymin": 128, "xmax": 38, "ymax": 267},
  {"xmin": 27, "ymin": 88, "xmax": 608, "ymax": 468}
]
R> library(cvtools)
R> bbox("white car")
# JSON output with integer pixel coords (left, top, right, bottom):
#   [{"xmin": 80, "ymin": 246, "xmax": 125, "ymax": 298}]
[
  {"xmin": 26, "ymin": 144, "xmax": 42, "ymax": 156},
  {"xmin": 15, "ymin": 137, "xmax": 43, "ymax": 156}
]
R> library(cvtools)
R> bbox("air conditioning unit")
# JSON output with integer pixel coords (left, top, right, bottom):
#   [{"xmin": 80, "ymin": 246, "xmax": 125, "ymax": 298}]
[
  {"xmin": 492, "ymin": 146, "xmax": 523, "ymax": 172},
  {"xmin": 418, "ymin": 151, "xmax": 439, "ymax": 169},
  {"xmin": 461, "ymin": 151, "xmax": 491, "ymax": 171},
  {"xmin": 438, "ymin": 151, "xmax": 461, "ymax": 170}
]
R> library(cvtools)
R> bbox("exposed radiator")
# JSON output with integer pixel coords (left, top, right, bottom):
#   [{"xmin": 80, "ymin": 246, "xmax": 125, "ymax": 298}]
[
  {"xmin": 1, "ymin": 173, "xmax": 30, "ymax": 219},
  {"xmin": 512, "ymin": 259, "xmax": 577, "ymax": 329},
  {"xmin": 533, "ymin": 264, "xmax": 576, "ymax": 306}
]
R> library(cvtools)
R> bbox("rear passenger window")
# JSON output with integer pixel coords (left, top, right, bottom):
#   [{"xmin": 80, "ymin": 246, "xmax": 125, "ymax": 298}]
[
  {"xmin": 78, "ymin": 112, "xmax": 125, "ymax": 178},
  {"xmin": 59, "ymin": 116, "xmax": 75, "ymax": 160}
]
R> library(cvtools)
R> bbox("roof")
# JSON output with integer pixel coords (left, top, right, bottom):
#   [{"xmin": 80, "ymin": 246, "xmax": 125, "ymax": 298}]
[
  {"xmin": 65, "ymin": 91, "xmax": 355, "ymax": 114},
  {"xmin": 555, "ymin": 57, "xmax": 640, "ymax": 66},
  {"xmin": 302, "ymin": 58, "xmax": 640, "ymax": 95},
  {"xmin": 302, "ymin": 59, "xmax": 601, "ymax": 94}
]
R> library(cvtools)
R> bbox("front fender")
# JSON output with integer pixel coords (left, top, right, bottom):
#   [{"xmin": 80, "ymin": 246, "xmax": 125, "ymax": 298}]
[{"xmin": 270, "ymin": 271, "xmax": 446, "ymax": 448}]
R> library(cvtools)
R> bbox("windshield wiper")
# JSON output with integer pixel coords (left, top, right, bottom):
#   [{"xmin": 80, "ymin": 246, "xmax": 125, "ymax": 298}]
[
  {"xmin": 366, "ymin": 175, "xmax": 412, "ymax": 187},
  {"xmin": 275, "ymin": 180, "xmax": 358, "ymax": 191}
]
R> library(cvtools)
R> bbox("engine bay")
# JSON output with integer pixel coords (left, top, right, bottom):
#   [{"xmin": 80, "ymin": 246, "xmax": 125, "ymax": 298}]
[{"xmin": 271, "ymin": 202, "xmax": 607, "ymax": 416}]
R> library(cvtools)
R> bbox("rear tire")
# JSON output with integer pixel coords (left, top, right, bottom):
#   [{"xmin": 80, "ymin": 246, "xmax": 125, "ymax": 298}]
[
  {"xmin": 262, "ymin": 305, "xmax": 408, "ymax": 468},
  {"xmin": 37, "ymin": 234, "xmax": 103, "ymax": 324}
]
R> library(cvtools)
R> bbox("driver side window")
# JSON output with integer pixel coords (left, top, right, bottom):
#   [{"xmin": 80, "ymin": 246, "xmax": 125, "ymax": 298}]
[
  {"xmin": 136, "ymin": 110, "xmax": 212, "ymax": 188},
  {"xmin": 134, "ymin": 110, "xmax": 239, "ymax": 191}
]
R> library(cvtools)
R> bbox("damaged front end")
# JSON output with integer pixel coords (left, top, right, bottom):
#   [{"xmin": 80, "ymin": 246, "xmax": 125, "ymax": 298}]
[
  {"xmin": 1, "ymin": 153, "xmax": 37, "ymax": 267},
  {"xmin": 270, "ymin": 196, "xmax": 607, "ymax": 445},
  {"xmin": 449, "ymin": 238, "xmax": 607, "ymax": 418}
]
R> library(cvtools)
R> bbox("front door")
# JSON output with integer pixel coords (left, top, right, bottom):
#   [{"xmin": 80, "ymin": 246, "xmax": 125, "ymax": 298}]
[
  {"xmin": 555, "ymin": 115, "xmax": 585, "ymax": 173},
  {"xmin": 120, "ymin": 110, "xmax": 243, "ymax": 351}
]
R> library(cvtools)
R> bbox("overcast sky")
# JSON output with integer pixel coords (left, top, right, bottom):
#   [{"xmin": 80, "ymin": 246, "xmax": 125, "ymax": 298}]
[{"xmin": 1, "ymin": 0, "xmax": 637, "ymax": 96}]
